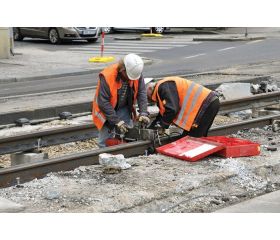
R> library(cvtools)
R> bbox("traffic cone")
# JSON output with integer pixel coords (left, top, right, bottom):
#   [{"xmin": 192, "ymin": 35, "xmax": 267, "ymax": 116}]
[{"xmin": 89, "ymin": 31, "xmax": 115, "ymax": 63}]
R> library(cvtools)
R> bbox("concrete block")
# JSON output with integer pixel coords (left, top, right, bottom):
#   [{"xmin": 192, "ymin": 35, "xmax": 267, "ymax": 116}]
[
  {"xmin": 216, "ymin": 83, "xmax": 252, "ymax": 100},
  {"xmin": 99, "ymin": 153, "xmax": 131, "ymax": 170},
  {"xmin": 0, "ymin": 197, "xmax": 25, "ymax": 213},
  {"xmin": 11, "ymin": 151, "xmax": 48, "ymax": 166},
  {"xmin": 0, "ymin": 28, "xmax": 10, "ymax": 59},
  {"xmin": 228, "ymin": 109, "xmax": 252, "ymax": 120}
]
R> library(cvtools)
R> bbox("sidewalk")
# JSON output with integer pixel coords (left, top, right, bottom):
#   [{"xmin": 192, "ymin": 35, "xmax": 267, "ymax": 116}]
[
  {"xmin": 215, "ymin": 190, "xmax": 280, "ymax": 213},
  {"xmin": 0, "ymin": 41, "xmax": 152, "ymax": 83},
  {"xmin": 193, "ymin": 34, "xmax": 266, "ymax": 42},
  {"xmin": 193, "ymin": 28, "xmax": 280, "ymax": 42}
]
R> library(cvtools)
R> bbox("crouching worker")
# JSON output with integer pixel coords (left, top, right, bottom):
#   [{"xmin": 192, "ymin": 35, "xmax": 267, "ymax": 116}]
[
  {"xmin": 146, "ymin": 76, "xmax": 220, "ymax": 137},
  {"xmin": 92, "ymin": 53, "xmax": 150, "ymax": 148}
]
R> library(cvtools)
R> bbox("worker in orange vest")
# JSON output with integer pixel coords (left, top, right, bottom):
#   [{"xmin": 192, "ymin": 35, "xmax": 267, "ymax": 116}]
[
  {"xmin": 146, "ymin": 76, "xmax": 220, "ymax": 137},
  {"xmin": 92, "ymin": 54, "xmax": 150, "ymax": 147}
]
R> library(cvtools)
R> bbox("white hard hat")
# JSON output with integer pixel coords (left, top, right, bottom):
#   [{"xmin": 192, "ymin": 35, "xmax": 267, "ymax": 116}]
[{"xmin": 123, "ymin": 54, "xmax": 144, "ymax": 80}]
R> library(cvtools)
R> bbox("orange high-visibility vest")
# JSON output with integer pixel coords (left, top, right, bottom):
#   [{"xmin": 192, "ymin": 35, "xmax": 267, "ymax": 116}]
[
  {"xmin": 151, "ymin": 76, "xmax": 211, "ymax": 131},
  {"xmin": 92, "ymin": 63, "xmax": 139, "ymax": 130}
]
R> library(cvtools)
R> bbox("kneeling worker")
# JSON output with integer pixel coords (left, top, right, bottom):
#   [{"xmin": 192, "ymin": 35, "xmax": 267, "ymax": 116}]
[
  {"xmin": 146, "ymin": 76, "xmax": 220, "ymax": 137},
  {"xmin": 92, "ymin": 53, "xmax": 150, "ymax": 147}
]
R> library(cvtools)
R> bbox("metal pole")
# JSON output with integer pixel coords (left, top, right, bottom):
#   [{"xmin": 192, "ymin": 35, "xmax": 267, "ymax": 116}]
[
  {"xmin": 10, "ymin": 27, "xmax": 14, "ymax": 56},
  {"xmin": 245, "ymin": 27, "xmax": 248, "ymax": 38},
  {"xmin": 100, "ymin": 31, "xmax": 105, "ymax": 57}
]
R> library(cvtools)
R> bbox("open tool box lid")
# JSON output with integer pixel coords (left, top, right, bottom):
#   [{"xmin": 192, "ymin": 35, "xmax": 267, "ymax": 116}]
[
  {"xmin": 156, "ymin": 136, "xmax": 225, "ymax": 162},
  {"xmin": 202, "ymin": 136, "xmax": 260, "ymax": 158}
]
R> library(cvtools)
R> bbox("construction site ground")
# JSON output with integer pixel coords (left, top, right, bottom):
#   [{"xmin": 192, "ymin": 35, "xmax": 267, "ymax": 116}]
[
  {"xmin": 0, "ymin": 126, "xmax": 280, "ymax": 213},
  {"xmin": 1, "ymin": 60, "xmax": 280, "ymax": 212}
]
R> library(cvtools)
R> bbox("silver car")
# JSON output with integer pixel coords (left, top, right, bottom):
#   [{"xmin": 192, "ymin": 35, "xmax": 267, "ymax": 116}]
[
  {"xmin": 13, "ymin": 27, "xmax": 101, "ymax": 44},
  {"xmin": 102, "ymin": 27, "xmax": 168, "ymax": 34}
]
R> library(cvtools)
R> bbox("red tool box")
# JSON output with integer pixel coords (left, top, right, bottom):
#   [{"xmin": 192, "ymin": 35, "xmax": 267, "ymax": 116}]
[
  {"xmin": 156, "ymin": 136, "xmax": 225, "ymax": 162},
  {"xmin": 202, "ymin": 136, "xmax": 260, "ymax": 158},
  {"xmin": 105, "ymin": 138, "xmax": 127, "ymax": 147}
]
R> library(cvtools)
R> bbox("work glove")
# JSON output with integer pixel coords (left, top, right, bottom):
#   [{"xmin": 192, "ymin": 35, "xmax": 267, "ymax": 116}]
[
  {"xmin": 139, "ymin": 115, "xmax": 150, "ymax": 127},
  {"xmin": 116, "ymin": 120, "xmax": 129, "ymax": 134}
]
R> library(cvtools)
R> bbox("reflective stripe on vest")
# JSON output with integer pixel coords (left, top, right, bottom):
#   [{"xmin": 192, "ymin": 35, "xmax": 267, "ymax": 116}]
[
  {"xmin": 95, "ymin": 111, "xmax": 106, "ymax": 124},
  {"xmin": 180, "ymin": 85, "xmax": 203, "ymax": 126},
  {"xmin": 174, "ymin": 82, "xmax": 196, "ymax": 126},
  {"xmin": 174, "ymin": 84, "xmax": 204, "ymax": 126}
]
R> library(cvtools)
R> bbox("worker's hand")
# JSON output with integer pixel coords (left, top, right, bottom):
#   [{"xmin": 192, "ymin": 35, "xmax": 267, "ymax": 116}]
[
  {"xmin": 139, "ymin": 115, "xmax": 150, "ymax": 126},
  {"xmin": 116, "ymin": 120, "xmax": 129, "ymax": 134}
]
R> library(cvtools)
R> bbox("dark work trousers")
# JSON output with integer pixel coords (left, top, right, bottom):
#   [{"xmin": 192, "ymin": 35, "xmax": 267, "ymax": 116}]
[{"xmin": 181, "ymin": 98, "xmax": 220, "ymax": 137}]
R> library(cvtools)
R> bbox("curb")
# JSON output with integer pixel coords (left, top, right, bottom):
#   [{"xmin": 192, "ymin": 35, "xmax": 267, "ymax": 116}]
[
  {"xmin": 0, "ymin": 68, "xmax": 103, "ymax": 84},
  {"xmin": 142, "ymin": 35, "xmax": 174, "ymax": 39},
  {"xmin": 114, "ymin": 36, "xmax": 174, "ymax": 41},
  {"xmin": 193, "ymin": 36, "xmax": 266, "ymax": 42},
  {"xmin": 170, "ymin": 30, "xmax": 220, "ymax": 35},
  {"xmin": 114, "ymin": 37, "xmax": 142, "ymax": 41},
  {"xmin": 0, "ymin": 58, "xmax": 154, "ymax": 84}
]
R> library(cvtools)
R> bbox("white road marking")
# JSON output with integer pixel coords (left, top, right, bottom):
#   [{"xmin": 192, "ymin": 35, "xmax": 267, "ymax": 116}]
[
  {"xmin": 185, "ymin": 53, "xmax": 206, "ymax": 59},
  {"xmin": 84, "ymin": 52, "xmax": 128, "ymax": 55},
  {"xmin": 71, "ymin": 51, "xmax": 150, "ymax": 55},
  {"xmin": 82, "ymin": 45, "xmax": 171, "ymax": 49},
  {"xmin": 69, "ymin": 48, "xmax": 153, "ymax": 52},
  {"xmin": 69, "ymin": 38, "xmax": 201, "ymax": 56},
  {"xmin": 115, "ymin": 40, "xmax": 201, "ymax": 44},
  {"xmin": 71, "ymin": 46, "xmax": 170, "ymax": 50},
  {"xmin": 246, "ymin": 39, "xmax": 264, "ymax": 44},
  {"xmin": 104, "ymin": 42, "xmax": 186, "ymax": 47},
  {"xmin": 218, "ymin": 47, "xmax": 236, "ymax": 52}
]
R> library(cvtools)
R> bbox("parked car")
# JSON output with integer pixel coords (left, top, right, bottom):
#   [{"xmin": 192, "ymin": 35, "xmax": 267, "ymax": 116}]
[
  {"xmin": 13, "ymin": 27, "xmax": 101, "ymax": 44},
  {"xmin": 102, "ymin": 27, "xmax": 168, "ymax": 34}
]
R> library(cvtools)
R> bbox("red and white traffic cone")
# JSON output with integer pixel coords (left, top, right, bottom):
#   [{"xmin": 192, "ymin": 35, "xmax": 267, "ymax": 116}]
[{"xmin": 88, "ymin": 29, "xmax": 115, "ymax": 63}]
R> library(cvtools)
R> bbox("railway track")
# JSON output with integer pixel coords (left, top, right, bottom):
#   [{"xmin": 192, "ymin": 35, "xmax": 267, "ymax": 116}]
[
  {"xmin": 0, "ymin": 75, "xmax": 270, "ymax": 126},
  {"xmin": 0, "ymin": 91, "xmax": 279, "ymax": 155},
  {"xmin": 0, "ymin": 74, "xmax": 279, "ymax": 188},
  {"xmin": 0, "ymin": 112, "xmax": 280, "ymax": 188}
]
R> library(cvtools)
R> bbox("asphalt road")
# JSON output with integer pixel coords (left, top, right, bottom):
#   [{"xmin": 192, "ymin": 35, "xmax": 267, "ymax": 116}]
[{"xmin": 1, "ymin": 31, "xmax": 280, "ymax": 97}]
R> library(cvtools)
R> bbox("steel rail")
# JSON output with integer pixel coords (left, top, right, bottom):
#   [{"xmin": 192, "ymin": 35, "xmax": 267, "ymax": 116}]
[
  {"xmin": 0, "ymin": 113, "xmax": 279, "ymax": 188},
  {"xmin": 0, "ymin": 75, "xmax": 269, "ymax": 125},
  {"xmin": 0, "ymin": 124, "xmax": 99, "ymax": 155},
  {"xmin": 219, "ymin": 91, "xmax": 280, "ymax": 115},
  {"xmin": 209, "ymin": 114, "xmax": 277, "ymax": 135},
  {"xmin": 0, "ymin": 140, "xmax": 151, "ymax": 188}
]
